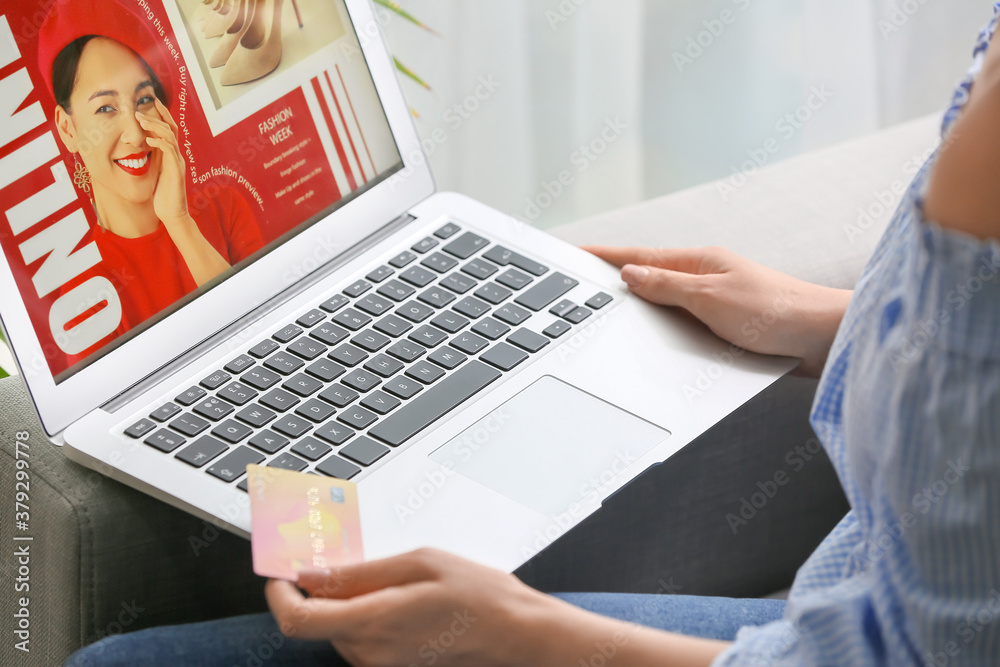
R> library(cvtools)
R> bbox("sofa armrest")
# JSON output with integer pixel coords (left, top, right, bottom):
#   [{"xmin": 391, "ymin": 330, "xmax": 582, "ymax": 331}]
[{"xmin": 0, "ymin": 376, "xmax": 267, "ymax": 665}]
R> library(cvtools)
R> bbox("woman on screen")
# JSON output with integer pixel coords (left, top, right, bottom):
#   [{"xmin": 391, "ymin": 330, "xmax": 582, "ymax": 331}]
[{"xmin": 37, "ymin": 0, "xmax": 264, "ymax": 343}]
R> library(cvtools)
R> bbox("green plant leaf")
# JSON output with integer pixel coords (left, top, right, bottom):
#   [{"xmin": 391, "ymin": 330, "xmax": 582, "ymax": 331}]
[
  {"xmin": 394, "ymin": 56, "xmax": 431, "ymax": 90},
  {"xmin": 374, "ymin": 0, "xmax": 441, "ymax": 36}
]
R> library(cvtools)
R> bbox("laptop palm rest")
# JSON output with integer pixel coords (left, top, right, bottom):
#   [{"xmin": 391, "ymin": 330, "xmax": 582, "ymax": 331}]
[{"xmin": 428, "ymin": 376, "xmax": 670, "ymax": 516}]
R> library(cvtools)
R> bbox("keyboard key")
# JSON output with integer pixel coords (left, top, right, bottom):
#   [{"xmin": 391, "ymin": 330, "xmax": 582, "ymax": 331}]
[
  {"xmin": 418, "ymin": 287, "xmax": 457, "ymax": 309},
  {"xmin": 310, "ymin": 322, "xmax": 350, "ymax": 347},
  {"xmin": 151, "ymin": 402, "xmax": 181, "ymax": 422},
  {"xmin": 319, "ymin": 294, "xmax": 350, "ymax": 313},
  {"xmin": 315, "ymin": 421, "xmax": 355, "ymax": 446},
  {"xmin": 305, "ymin": 358, "xmax": 346, "ymax": 383},
  {"xmin": 219, "ymin": 381, "xmax": 258, "ymax": 406},
  {"xmin": 207, "ymin": 446, "xmax": 265, "ymax": 483},
  {"xmin": 400, "ymin": 265, "xmax": 437, "ymax": 288},
  {"xmin": 235, "ymin": 404, "xmax": 277, "ymax": 428},
  {"xmin": 584, "ymin": 293, "xmax": 612, "ymax": 309},
  {"xmin": 174, "ymin": 386, "xmax": 207, "ymax": 406},
  {"xmin": 421, "ymin": 252, "xmax": 459, "ymax": 274},
  {"xmin": 193, "ymin": 397, "xmax": 235, "ymax": 421},
  {"xmin": 428, "ymin": 346, "xmax": 467, "ymax": 370},
  {"xmin": 409, "ymin": 325, "xmax": 449, "ymax": 348},
  {"xmin": 369, "ymin": 361, "xmax": 502, "ymax": 447},
  {"xmin": 389, "ymin": 251, "xmax": 417, "ymax": 268},
  {"xmin": 287, "ymin": 337, "xmax": 328, "ymax": 361},
  {"xmin": 283, "ymin": 373, "xmax": 323, "ymax": 397},
  {"xmin": 474, "ymin": 282, "xmax": 512, "ymax": 305},
  {"xmin": 170, "ymin": 413, "xmax": 211, "ymax": 437},
  {"xmin": 356, "ymin": 294, "xmax": 395, "ymax": 317},
  {"xmin": 224, "ymin": 354, "xmax": 255, "ymax": 374},
  {"xmin": 480, "ymin": 342, "xmax": 529, "ymax": 371},
  {"xmin": 430, "ymin": 311, "xmax": 469, "ymax": 334},
  {"xmin": 329, "ymin": 343, "xmax": 369, "ymax": 367},
  {"xmin": 296, "ymin": 398, "xmax": 337, "ymax": 423},
  {"xmin": 318, "ymin": 384, "xmax": 359, "ymax": 408},
  {"xmin": 249, "ymin": 429, "xmax": 289, "ymax": 454},
  {"xmin": 340, "ymin": 437, "xmax": 391, "ymax": 466},
  {"xmin": 264, "ymin": 352, "xmax": 305, "ymax": 375},
  {"xmin": 212, "ymin": 419, "xmax": 253, "ymax": 444},
  {"xmin": 273, "ymin": 414, "xmax": 313, "ymax": 438},
  {"xmin": 338, "ymin": 405, "xmax": 379, "ymax": 430},
  {"xmin": 462, "ymin": 258, "xmax": 500, "ymax": 280},
  {"xmin": 396, "ymin": 300, "xmax": 435, "ymax": 323},
  {"xmin": 364, "ymin": 354, "xmax": 405, "ymax": 378},
  {"xmin": 296, "ymin": 309, "xmax": 326, "ymax": 328},
  {"xmin": 316, "ymin": 455, "xmax": 361, "ymax": 480},
  {"xmin": 342, "ymin": 369, "xmax": 382, "ymax": 393},
  {"xmin": 352, "ymin": 330, "xmax": 391, "ymax": 353},
  {"xmin": 242, "ymin": 366, "xmax": 282, "ymax": 391},
  {"xmin": 273, "ymin": 324, "xmax": 303, "ymax": 344},
  {"xmin": 260, "ymin": 388, "xmax": 300, "ymax": 412},
  {"xmin": 386, "ymin": 339, "xmax": 426, "ymax": 362},
  {"xmin": 377, "ymin": 279, "xmax": 416, "ymax": 302},
  {"xmin": 411, "ymin": 236, "xmax": 439, "ymax": 254},
  {"xmin": 384, "ymin": 376, "xmax": 423, "ymax": 399},
  {"xmin": 550, "ymin": 299, "xmax": 577, "ymax": 317},
  {"xmin": 145, "ymin": 428, "xmax": 186, "ymax": 453},
  {"xmin": 543, "ymin": 320, "xmax": 572, "ymax": 338},
  {"xmin": 433, "ymin": 222, "xmax": 461, "ymax": 239},
  {"xmin": 482, "ymin": 245, "xmax": 549, "ymax": 276},
  {"xmin": 451, "ymin": 332, "xmax": 490, "ymax": 355},
  {"xmin": 176, "ymin": 436, "xmax": 227, "ymax": 467},
  {"xmin": 514, "ymin": 273, "xmax": 579, "ymax": 311},
  {"xmin": 269, "ymin": 452, "xmax": 308, "ymax": 471},
  {"xmin": 565, "ymin": 307, "xmax": 592, "ymax": 324},
  {"xmin": 406, "ymin": 360, "xmax": 446, "ymax": 384},
  {"xmin": 453, "ymin": 296, "xmax": 491, "ymax": 319},
  {"xmin": 360, "ymin": 390, "xmax": 401, "ymax": 415},
  {"xmin": 493, "ymin": 303, "xmax": 532, "ymax": 326},
  {"xmin": 291, "ymin": 437, "xmax": 331, "ymax": 462},
  {"xmin": 441, "ymin": 272, "xmax": 479, "ymax": 295},
  {"xmin": 496, "ymin": 268, "xmax": 533, "ymax": 291},
  {"xmin": 125, "ymin": 418, "xmax": 156, "ymax": 439},
  {"xmin": 248, "ymin": 339, "xmax": 279, "ymax": 359},
  {"xmin": 365, "ymin": 265, "xmax": 394, "ymax": 283},
  {"xmin": 344, "ymin": 279, "xmax": 372, "ymax": 298},
  {"xmin": 332, "ymin": 308, "xmax": 372, "ymax": 331},
  {"xmin": 471, "ymin": 318, "xmax": 510, "ymax": 341},
  {"xmin": 442, "ymin": 232, "xmax": 489, "ymax": 259},
  {"xmin": 507, "ymin": 328, "xmax": 550, "ymax": 353},
  {"xmin": 200, "ymin": 370, "xmax": 231, "ymax": 390},
  {"xmin": 373, "ymin": 314, "xmax": 413, "ymax": 338}
]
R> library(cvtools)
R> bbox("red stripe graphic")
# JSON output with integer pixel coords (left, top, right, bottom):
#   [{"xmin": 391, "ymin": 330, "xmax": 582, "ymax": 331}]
[
  {"xmin": 311, "ymin": 76, "xmax": 357, "ymax": 192},
  {"xmin": 337, "ymin": 64, "xmax": 376, "ymax": 178},
  {"xmin": 325, "ymin": 70, "xmax": 366, "ymax": 184}
]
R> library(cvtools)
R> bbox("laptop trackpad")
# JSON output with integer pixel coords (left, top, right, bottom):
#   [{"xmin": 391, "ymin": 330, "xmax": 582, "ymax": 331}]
[{"xmin": 428, "ymin": 376, "xmax": 670, "ymax": 516}]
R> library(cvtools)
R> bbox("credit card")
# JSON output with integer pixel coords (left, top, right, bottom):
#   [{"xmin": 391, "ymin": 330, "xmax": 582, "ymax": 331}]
[{"xmin": 247, "ymin": 465, "xmax": 364, "ymax": 580}]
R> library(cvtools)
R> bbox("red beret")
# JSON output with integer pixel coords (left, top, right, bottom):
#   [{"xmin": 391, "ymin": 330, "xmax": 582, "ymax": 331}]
[{"xmin": 37, "ymin": 0, "xmax": 174, "ymax": 106}]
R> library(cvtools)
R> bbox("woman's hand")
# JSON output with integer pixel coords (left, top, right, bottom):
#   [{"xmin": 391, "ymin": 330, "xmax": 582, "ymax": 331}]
[
  {"xmin": 584, "ymin": 245, "xmax": 852, "ymax": 377},
  {"xmin": 137, "ymin": 99, "xmax": 189, "ymax": 228}
]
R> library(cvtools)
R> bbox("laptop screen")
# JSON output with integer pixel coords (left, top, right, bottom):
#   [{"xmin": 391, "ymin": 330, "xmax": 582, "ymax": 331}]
[{"xmin": 0, "ymin": 0, "xmax": 403, "ymax": 383}]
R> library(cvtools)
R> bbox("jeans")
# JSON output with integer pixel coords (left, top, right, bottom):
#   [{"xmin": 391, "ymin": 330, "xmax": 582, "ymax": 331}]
[{"xmin": 65, "ymin": 594, "xmax": 785, "ymax": 666}]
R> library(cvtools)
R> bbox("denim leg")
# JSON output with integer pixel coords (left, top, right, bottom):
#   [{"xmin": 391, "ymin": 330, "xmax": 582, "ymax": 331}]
[
  {"xmin": 64, "ymin": 613, "xmax": 344, "ymax": 667},
  {"xmin": 554, "ymin": 593, "xmax": 786, "ymax": 641}
]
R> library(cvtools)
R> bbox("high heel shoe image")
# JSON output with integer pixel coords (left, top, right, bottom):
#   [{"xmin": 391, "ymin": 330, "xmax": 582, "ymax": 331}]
[
  {"xmin": 203, "ymin": 0, "xmax": 239, "ymax": 39},
  {"xmin": 209, "ymin": 0, "xmax": 253, "ymax": 68},
  {"xmin": 220, "ymin": 0, "xmax": 303, "ymax": 86}
]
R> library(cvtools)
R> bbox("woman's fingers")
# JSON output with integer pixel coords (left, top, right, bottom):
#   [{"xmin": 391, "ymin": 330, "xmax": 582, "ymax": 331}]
[
  {"xmin": 583, "ymin": 245, "xmax": 718, "ymax": 274},
  {"xmin": 621, "ymin": 264, "xmax": 703, "ymax": 309},
  {"xmin": 297, "ymin": 548, "xmax": 442, "ymax": 600},
  {"xmin": 153, "ymin": 98, "xmax": 179, "ymax": 135}
]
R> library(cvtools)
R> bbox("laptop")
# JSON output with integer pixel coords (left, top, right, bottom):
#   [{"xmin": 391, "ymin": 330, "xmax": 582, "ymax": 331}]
[{"xmin": 0, "ymin": 0, "xmax": 794, "ymax": 571}]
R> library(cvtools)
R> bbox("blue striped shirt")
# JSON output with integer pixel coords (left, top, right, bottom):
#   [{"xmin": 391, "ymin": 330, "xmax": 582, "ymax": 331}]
[{"xmin": 715, "ymin": 6, "xmax": 1000, "ymax": 665}]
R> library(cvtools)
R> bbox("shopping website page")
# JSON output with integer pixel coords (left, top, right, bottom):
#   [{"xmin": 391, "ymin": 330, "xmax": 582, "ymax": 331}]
[{"xmin": 0, "ymin": 0, "xmax": 402, "ymax": 381}]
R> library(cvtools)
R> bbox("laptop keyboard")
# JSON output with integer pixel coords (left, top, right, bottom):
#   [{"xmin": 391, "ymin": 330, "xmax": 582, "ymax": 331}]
[{"xmin": 121, "ymin": 223, "xmax": 614, "ymax": 490}]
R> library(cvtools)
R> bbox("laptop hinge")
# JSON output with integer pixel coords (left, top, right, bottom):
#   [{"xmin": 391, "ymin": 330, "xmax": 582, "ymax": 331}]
[{"xmin": 102, "ymin": 212, "xmax": 417, "ymax": 412}]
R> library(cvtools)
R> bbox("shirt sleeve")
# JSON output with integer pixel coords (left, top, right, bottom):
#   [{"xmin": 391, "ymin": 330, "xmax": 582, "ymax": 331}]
[{"xmin": 217, "ymin": 186, "xmax": 265, "ymax": 264}]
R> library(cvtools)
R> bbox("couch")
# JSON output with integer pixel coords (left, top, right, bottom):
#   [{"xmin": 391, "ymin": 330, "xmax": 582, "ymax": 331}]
[{"xmin": 0, "ymin": 114, "xmax": 941, "ymax": 665}]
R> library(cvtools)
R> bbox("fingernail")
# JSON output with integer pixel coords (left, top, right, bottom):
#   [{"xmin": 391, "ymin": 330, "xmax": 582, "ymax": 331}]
[{"xmin": 622, "ymin": 265, "xmax": 649, "ymax": 288}]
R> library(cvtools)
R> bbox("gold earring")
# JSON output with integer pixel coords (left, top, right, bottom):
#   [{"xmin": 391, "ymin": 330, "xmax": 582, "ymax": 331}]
[{"xmin": 72, "ymin": 155, "xmax": 91, "ymax": 195}]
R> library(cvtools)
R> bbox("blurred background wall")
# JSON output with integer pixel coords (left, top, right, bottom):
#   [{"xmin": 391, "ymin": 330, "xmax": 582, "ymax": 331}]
[{"xmin": 380, "ymin": 0, "xmax": 989, "ymax": 228}]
